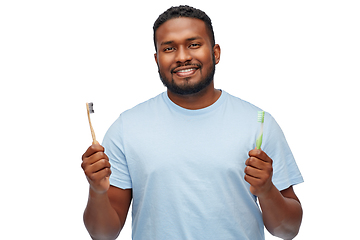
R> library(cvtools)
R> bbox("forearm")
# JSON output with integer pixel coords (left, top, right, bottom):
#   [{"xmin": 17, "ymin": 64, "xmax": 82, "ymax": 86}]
[
  {"xmin": 84, "ymin": 188, "xmax": 122, "ymax": 240},
  {"xmin": 259, "ymin": 185, "xmax": 303, "ymax": 240}
]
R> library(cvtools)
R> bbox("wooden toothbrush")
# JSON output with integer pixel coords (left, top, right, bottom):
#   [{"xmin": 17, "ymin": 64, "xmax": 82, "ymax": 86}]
[{"xmin": 86, "ymin": 102, "xmax": 98, "ymax": 144}]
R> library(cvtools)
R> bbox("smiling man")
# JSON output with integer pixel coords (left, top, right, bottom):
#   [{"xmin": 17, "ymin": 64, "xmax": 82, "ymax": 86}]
[
  {"xmin": 155, "ymin": 17, "xmax": 220, "ymax": 105},
  {"xmin": 81, "ymin": 5, "xmax": 303, "ymax": 240}
]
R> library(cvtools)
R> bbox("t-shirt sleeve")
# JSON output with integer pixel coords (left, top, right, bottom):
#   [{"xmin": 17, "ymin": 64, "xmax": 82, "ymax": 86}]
[
  {"xmin": 102, "ymin": 115, "xmax": 132, "ymax": 189},
  {"xmin": 262, "ymin": 113, "xmax": 304, "ymax": 191}
]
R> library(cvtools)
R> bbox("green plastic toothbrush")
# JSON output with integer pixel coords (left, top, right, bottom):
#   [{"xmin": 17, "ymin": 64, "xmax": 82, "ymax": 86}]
[{"xmin": 256, "ymin": 111, "xmax": 265, "ymax": 150}]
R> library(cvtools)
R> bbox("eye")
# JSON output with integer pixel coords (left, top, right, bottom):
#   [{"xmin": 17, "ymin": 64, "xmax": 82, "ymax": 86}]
[
  {"xmin": 189, "ymin": 43, "xmax": 201, "ymax": 49},
  {"xmin": 163, "ymin": 47, "xmax": 175, "ymax": 52}
]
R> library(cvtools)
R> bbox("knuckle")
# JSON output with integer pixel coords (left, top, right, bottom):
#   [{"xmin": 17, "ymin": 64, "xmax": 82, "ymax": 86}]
[
  {"xmin": 89, "ymin": 176, "xmax": 97, "ymax": 182},
  {"xmin": 102, "ymin": 152, "xmax": 108, "ymax": 159},
  {"xmin": 106, "ymin": 168, "xmax": 112, "ymax": 176},
  {"xmin": 89, "ymin": 173, "xmax": 99, "ymax": 182},
  {"xmin": 84, "ymin": 168, "xmax": 91, "ymax": 176},
  {"xmin": 85, "ymin": 171, "xmax": 93, "ymax": 180},
  {"xmin": 247, "ymin": 158, "xmax": 252, "ymax": 165},
  {"xmin": 81, "ymin": 162, "xmax": 86, "ymax": 170},
  {"xmin": 95, "ymin": 152, "xmax": 106, "ymax": 160},
  {"xmin": 106, "ymin": 161, "xmax": 111, "ymax": 168},
  {"xmin": 244, "ymin": 174, "xmax": 249, "ymax": 182},
  {"xmin": 101, "ymin": 152, "xmax": 108, "ymax": 160},
  {"xmin": 101, "ymin": 159, "xmax": 108, "ymax": 166}
]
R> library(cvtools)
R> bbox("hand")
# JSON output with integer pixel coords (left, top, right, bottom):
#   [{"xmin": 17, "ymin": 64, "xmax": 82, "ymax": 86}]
[
  {"xmin": 81, "ymin": 144, "xmax": 111, "ymax": 195},
  {"xmin": 244, "ymin": 149, "xmax": 274, "ymax": 198}
]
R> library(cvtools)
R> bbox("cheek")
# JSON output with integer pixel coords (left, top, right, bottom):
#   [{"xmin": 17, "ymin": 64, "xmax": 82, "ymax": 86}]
[
  {"xmin": 157, "ymin": 54, "xmax": 173, "ymax": 69},
  {"xmin": 158, "ymin": 62, "xmax": 170, "ymax": 75},
  {"xmin": 198, "ymin": 49, "xmax": 213, "ymax": 65}
]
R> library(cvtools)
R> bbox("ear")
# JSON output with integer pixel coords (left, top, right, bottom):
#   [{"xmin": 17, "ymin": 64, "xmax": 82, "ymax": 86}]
[
  {"xmin": 154, "ymin": 53, "xmax": 158, "ymax": 65},
  {"xmin": 213, "ymin": 44, "xmax": 221, "ymax": 65}
]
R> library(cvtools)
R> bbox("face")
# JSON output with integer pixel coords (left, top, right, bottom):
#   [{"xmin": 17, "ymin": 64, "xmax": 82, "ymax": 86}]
[{"xmin": 154, "ymin": 17, "xmax": 220, "ymax": 95}]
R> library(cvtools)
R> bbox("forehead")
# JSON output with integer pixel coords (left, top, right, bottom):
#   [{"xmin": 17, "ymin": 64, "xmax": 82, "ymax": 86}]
[{"xmin": 155, "ymin": 17, "xmax": 209, "ymax": 46}]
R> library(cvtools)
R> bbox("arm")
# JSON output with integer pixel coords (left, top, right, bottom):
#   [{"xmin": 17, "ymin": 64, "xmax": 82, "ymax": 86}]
[
  {"xmin": 244, "ymin": 149, "xmax": 302, "ymax": 240},
  {"xmin": 82, "ymin": 144, "xmax": 132, "ymax": 240},
  {"xmin": 259, "ymin": 186, "xmax": 302, "ymax": 239}
]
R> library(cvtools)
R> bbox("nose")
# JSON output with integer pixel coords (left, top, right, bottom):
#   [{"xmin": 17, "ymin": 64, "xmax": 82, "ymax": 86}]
[{"xmin": 175, "ymin": 46, "xmax": 192, "ymax": 63}]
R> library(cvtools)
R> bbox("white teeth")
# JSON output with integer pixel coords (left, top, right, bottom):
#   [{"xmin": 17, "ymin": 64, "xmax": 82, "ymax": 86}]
[{"xmin": 177, "ymin": 68, "xmax": 196, "ymax": 73}]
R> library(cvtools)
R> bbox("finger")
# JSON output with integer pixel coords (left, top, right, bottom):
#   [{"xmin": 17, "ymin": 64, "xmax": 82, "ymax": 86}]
[
  {"xmin": 246, "ymin": 157, "xmax": 267, "ymax": 170},
  {"xmin": 248, "ymin": 149, "xmax": 272, "ymax": 164},
  {"xmin": 82, "ymin": 144, "xmax": 105, "ymax": 160},
  {"xmin": 92, "ymin": 158, "xmax": 111, "ymax": 173},
  {"xmin": 87, "ymin": 151, "xmax": 109, "ymax": 165},
  {"xmin": 81, "ymin": 152, "xmax": 109, "ymax": 172},
  {"xmin": 84, "ymin": 159, "xmax": 111, "ymax": 177},
  {"xmin": 244, "ymin": 173, "xmax": 262, "ymax": 186},
  {"xmin": 244, "ymin": 166, "xmax": 262, "ymax": 179},
  {"xmin": 88, "ymin": 157, "xmax": 111, "ymax": 172},
  {"xmin": 87, "ymin": 167, "xmax": 112, "ymax": 183}
]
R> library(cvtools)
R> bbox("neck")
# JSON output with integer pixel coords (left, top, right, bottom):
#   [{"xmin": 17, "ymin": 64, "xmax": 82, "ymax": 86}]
[{"xmin": 167, "ymin": 82, "xmax": 221, "ymax": 110}]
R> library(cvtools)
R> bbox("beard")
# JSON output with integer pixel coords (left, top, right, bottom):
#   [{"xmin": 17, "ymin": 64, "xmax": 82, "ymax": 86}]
[{"xmin": 158, "ymin": 56, "xmax": 216, "ymax": 95}]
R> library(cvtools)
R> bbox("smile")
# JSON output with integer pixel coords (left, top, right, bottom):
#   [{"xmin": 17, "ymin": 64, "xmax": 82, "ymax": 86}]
[
  {"xmin": 176, "ymin": 68, "xmax": 197, "ymax": 73},
  {"xmin": 172, "ymin": 65, "xmax": 200, "ymax": 78},
  {"xmin": 175, "ymin": 68, "xmax": 197, "ymax": 77}
]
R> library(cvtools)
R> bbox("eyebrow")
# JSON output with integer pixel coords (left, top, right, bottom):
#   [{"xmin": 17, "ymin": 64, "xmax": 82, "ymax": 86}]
[
  {"xmin": 160, "ymin": 36, "xmax": 203, "ymax": 46},
  {"xmin": 186, "ymin": 36, "xmax": 202, "ymax": 41},
  {"xmin": 160, "ymin": 40, "xmax": 174, "ymax": 46}
]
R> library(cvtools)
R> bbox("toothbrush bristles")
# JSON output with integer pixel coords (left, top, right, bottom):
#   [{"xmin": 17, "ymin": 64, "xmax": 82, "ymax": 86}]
[
  {"xmin": 88, "ymin": 102, "xmax": 94, "ymax": 113},
  {"xmin": 257, "ymin": 111, "xmax": 264, "ymax": 123}
]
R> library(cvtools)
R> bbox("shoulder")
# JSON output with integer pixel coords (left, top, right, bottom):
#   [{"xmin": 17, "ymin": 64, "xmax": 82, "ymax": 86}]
[
  {"xmin": 222, "ymin": 91, "xmax": 266, "ymax": 119},
  {"xmin": 118, "ymin": 92, "xmax": 167, "ymax": 121},
  {"xmin": 103, "ymin": 93, "xmax": 166, "ymax": 143},
  {"xmin": 106, "ymin": 92, "xmax": 168, "ymax": 134},
  {"xmin": 125, "ymin": 92, "xmax": 165, "ymax": 113},
  {"xmin": 223, "ymin": 91, "xmax": 262, "ymax": 111}
]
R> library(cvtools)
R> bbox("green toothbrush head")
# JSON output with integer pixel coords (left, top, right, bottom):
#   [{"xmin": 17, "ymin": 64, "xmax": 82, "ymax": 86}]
[{"xmin": 257, "ymin": 111, "xmax": 265, "ymax": 123}]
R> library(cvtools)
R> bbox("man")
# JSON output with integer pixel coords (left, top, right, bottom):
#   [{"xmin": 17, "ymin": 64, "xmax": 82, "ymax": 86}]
[{"xmin": 81, "ymin": 5, "xmax": 303, "ymax": 240}]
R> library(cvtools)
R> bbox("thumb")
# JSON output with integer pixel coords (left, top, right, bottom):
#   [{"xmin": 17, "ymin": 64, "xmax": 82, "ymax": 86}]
[{"xmin": 249, "ymin": 148, "xmax": 262, "ymax": 157}]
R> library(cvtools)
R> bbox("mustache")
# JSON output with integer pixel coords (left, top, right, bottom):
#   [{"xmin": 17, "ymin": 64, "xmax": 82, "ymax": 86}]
[{"xmin": 171, "ymin": 63, "xmax": 202, "ymax": 74}]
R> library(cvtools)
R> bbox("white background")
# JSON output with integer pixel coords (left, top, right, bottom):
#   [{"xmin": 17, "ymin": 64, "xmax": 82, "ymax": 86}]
[{"xmin": 1, "ymin": 0, "xmax": 359, "ymax": 239}]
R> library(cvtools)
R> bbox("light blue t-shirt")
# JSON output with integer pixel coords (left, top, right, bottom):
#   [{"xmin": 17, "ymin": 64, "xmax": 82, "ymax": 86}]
[{"xmin": 102, "ymin": 91, "xmax": 303, "ymax": 240}]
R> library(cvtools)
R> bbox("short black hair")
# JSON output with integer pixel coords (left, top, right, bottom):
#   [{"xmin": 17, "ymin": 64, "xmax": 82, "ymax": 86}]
[{"xmin": 153, "ymin": 5, "xmax": 215, "ymax": 51}]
